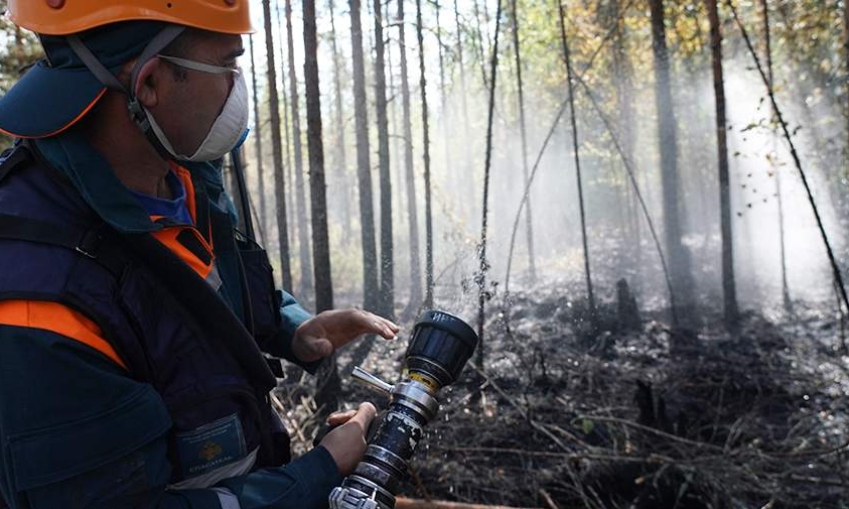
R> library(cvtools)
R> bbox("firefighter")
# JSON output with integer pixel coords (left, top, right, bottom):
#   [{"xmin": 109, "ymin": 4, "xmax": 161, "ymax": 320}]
[{"xmin": 0, "ymin": 1, "xmax": 398, "ymax": 507}]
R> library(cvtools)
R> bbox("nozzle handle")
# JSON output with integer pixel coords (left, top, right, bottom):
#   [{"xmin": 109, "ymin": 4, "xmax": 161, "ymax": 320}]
[{"xmin": 351, "ymin": 366, "xmax": 394, "ymax": 396}]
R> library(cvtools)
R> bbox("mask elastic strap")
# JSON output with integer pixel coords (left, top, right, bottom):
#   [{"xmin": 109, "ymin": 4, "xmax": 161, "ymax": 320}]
[
  {"xmin": 158, "ymin": 55, "xmax": 238, "ymax": 75},
  {"xmin": 129, "ymin": 25, "xmax": 186, "ymax": 96},
  {"xmin": 126, "ymin": 25, "xmax": 186, "ymax": 128},
  {"xmin": 123, "ymin": 26, "xmax": 186, "ymax": 160}
]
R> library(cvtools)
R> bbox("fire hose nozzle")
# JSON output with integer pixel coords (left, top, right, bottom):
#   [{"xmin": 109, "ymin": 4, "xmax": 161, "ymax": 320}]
[{"xmin": 331, "ymin": 311, "xmax": 479, "ymax": 509}]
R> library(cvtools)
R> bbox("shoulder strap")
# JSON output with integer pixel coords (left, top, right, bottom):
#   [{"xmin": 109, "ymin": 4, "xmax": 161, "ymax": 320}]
[
  {"xmin": 0, "ymin": 214, "xmax": 127, "ymax": 277},
  {"xmin": 0, "ymin": 215, "xmax": 97, "ymax": 254}
]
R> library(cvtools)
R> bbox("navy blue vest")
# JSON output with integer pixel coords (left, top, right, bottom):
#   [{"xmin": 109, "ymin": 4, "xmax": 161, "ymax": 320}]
[{"xmin": 0, "ymin": 144, "xmax": 287, "ymax": 484}]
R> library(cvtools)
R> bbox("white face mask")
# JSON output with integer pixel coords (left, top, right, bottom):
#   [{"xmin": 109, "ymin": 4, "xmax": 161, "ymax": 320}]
[{"xmin": 142, "ymin": 55, "xmax": 249, "ymax": 162}]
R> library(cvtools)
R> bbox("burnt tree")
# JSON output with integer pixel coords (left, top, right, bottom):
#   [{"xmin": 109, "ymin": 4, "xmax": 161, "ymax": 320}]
[
  {"xmin": 509, "ymin": 0, "xmax": 537, "ymax": 283},
  {"xmin": 275, "ymin": 2, "xmax": 295, "ymax": 250},
  {"xmin": 759, "ymin": 0, "xmax": 792, "ymax": 312},
  {"xmin": 329, "ymin": 0, "xmax": 353, "ymax": 236},
  {"xmin": 303, "ymin": 0, "xmax": 333, "ymax": 314},
  {"xmin": 350, "ymin": 0, "xmax": 380, "ymax": 312},
  {"xmin": 415, "ymin": 0, "xmax": 435, "ymax": 309},
  {"xmin": 649, "ymin": 0, "xmax": 695, "ymax": 318},
  {"xmin": 557, "ymin": 0, "xmax": 596, "ymax": 325},
  {"xmin": 610, "ymin": 0, "xmax": 641, "ymax": 274},
  {"xmin": 284, "ymin": 0, "xmax": 314, "ymax": 302},
  {"xmin": 476, "ymin": 0, "xmax": 504, "ymax": 368},
  {"xmin": 398, "ymin": 0, "xmax": 423, "ymax": 314},
  {"xmin": 454, "ymin": 0, "xmax": 474, "ymax": 223},
  {"xmin": 262, "ymin": 0, "xmax": 292, "ymax": 293},
  {"xmin": 304, "ymin": 0, "xmax": 340, "ymax": 413},
  {"xmin": 374, "ymin": 0, "xmax": 395, "ymax": 319},
  {"xmin": 706, "ymin": 0, "xmax": 739, "ymax": 326},
  {"xmin": 248, "ymin": 34, "xmax": 266, "ymax": 238}
]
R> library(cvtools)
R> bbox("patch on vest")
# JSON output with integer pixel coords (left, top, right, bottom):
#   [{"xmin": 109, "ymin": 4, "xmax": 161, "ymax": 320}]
[{"xmin": 175, "ymin": 413, "xmax": 247, "ymax": 478}]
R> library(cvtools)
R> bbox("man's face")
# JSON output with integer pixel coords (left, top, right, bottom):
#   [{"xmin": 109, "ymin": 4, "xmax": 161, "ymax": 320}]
[{"xmin": 148, "ymin": 31, "xmax": 244, "ymax": 157}]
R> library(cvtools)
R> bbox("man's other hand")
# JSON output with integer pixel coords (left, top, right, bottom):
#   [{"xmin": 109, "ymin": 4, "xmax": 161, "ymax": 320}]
[
  {"xmin": 319, "ymin": 402, "xmax": 376, "ymax": 476},
  {"xmin": 292, "ymin": 309, "xmax": 399, "ymax": 363}
]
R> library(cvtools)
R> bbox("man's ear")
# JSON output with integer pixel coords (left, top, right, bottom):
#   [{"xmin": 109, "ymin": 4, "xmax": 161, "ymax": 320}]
[{"xmin": 124, "ymin": 58, "xmax": 162, "ymax": 109}]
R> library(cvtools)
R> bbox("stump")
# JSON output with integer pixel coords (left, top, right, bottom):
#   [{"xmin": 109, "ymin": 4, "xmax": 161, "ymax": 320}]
[{"xmin": 617, "ymin": 278, "xmax": 641, "ymax": 331}]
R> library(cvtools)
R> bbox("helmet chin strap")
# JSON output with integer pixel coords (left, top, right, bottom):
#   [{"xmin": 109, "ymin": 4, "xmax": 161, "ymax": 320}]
[{"xmin": 68, "ymin": 25, "xmax": 186, "ymax": 161}]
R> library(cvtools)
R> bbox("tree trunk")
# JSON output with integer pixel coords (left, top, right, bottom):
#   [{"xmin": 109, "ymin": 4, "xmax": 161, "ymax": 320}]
[
  {"xmin": 509, "ymin": 0, "xmax": 537, "ymax": 284},
  {"xmin": 415, "ymin": 0, "xmax": 435, "ymax": 309},
  {"xmin": 434, "ymin": 0, "xmax": 453, "ymax": 211},
  {"xmin": 248, "ymin": 34, "xmax": 267, "ymax": 241},
  {"xmin": 648, "ymin": 0, "xmax": 695, "ymax": 320},
  {"xmin": 276, "ymin": 2, "xmax": 294, "ymax": 252},
  {"xmin": 349, "ymin": 0, "xmax": 380, "ymax": 312},
  {"xmin": 472, "ymin": 0, "xmax": 489, "ymax": 87},
  {"xmin": 387, "ymin": 9, "xmax": 406, "ymax": 232},
  {"xmin": 398, "ymin": 0, "xmax": 423, "ymax": 315},
  {"xmin": 262, "ymin": 0, "xmax": 293, "ymax": 293},
  {"xmin": 329, "ymin": 0, "xmax": 353, "ymax": 237},
  {"xmin": 759, "ymin": 0, "xmax": 791, "ymax": 312},
  {"xmin": 303, "ymin": 0, "xmax": 334, "ymax": 315},
  {"xmin": 374, "ymin": 0, "xmax": 395, "ymax": 319},
  {"xmin": 283, "ymin": 0, "xmax": 314, "ymax": 303},
  {"xmin": 706, "ymin": 0, "xmax": 739, "ymax": 327},
  {"xmin": 844, "ymin": 0, "xmax": 849, "ymax": 160},
  {"xmin": 387, "ymin": 8, "xmax": 404, "ymax": 225},
  {"xmin": 454, "ymin": 0, "xmax": 475, "ymax": 227},
  {"xmin": 303, "ymin": 0, "xmax": 340, "ymax": 414},
  {"xmin": 476, "ymin": 0, "xmax": 504, "ymax": 369},
  {"xmin": 610, "ymin": 0, "xmax": 641, "ymax": 279},
  {"xmin": 557, "ymin": 1, "xmax": 596, "ymax": 327}
]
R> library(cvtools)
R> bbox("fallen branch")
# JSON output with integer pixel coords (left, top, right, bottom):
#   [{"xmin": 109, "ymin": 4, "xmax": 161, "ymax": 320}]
[
  {"xmin": 575, "ymin": 415, "xmax": 726, "ymax": 452},
  {"xmin": 395, "ymin": 498, "xmax": 542, "ymax": 509},
  {"xmin": 471, "ymin": 365, "xmax": 573, "ymax": 452},
  {"xmin": 432, "ymin": 445, "xmax": 677, "ymax": 465},
  {"xmin": 270, "ymin": 392, "xmax": 307, "ymax": 444},
  {"xmin": 432, "ymin": 445, "xmax": 573, "ymax": 458},
  {"xmin": 785, "ymin": 475, "xmax": 847, "ymax": 487},
  {"xmin": 538, "ymin": 490, "xmax": 561, "ymax": 509}
]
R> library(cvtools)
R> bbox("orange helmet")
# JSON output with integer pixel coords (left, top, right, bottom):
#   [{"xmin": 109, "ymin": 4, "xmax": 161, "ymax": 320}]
[
  {"xmin": 0, "ymin": 1, "xmax": 253, "ymax": 139},
  {"xmin": 6, "ymin": 0, "xmax": 254, "ymax": 36}
]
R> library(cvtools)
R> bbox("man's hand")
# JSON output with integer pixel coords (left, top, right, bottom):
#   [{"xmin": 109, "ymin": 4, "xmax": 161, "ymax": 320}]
[
  {"xmin": 292, "ymin": 309, "xmax": 399, "ymax": 363},
  {"xmin": 319, "ymin": 402, "xmax": 376, "ymax": 476}
]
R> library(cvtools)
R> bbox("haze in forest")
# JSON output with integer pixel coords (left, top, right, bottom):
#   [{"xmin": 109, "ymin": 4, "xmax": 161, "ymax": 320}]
[
  {"xmin": 229, "ymin": 0, "xmax": 845, "ymax": 326},
  {"xmin": 0, "ymin": 0, "xmax": 846, "ymax": 324}
]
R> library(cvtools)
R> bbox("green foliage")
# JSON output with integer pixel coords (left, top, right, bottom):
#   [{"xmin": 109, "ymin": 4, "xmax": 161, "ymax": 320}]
[{"xmin": 0, "ymin": 4, "xmax": 43, "ymax": 148}]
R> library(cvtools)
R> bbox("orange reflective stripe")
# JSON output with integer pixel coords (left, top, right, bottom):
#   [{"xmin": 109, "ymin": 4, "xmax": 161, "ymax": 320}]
[
  {"xmin": 151, "ymin": 226, "xmax": 214, "ymax": 280},
  {"xmin": 170, "ymin": 164, "xmax": 197, "ymax": 226},
  {"xmin": 0, "ymin": 89, "xmax": 108, "ymax": 139},
  {"xmin": 0, "ymin": 300, "xmax": 128, "ymax": 370}
]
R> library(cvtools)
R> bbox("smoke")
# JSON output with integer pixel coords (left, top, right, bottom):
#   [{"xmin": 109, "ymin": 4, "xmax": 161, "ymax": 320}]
[
  {"xmin": 724, "ymin": 60, "xmax": 842, "ymax": 309},
  {"xmin": 242, "ymin": 0, "xmax": 848, "ymax": 318}
]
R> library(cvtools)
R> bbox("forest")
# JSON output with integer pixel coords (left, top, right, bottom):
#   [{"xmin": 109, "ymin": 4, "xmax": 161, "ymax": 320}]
[{"xmin": 2, "ymin": 0, "xmax": 849, "ymax": 507}]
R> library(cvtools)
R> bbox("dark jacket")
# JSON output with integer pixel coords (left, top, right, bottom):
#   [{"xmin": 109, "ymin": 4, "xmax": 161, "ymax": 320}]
[{"xmin": 0, "ymin": 132, "xmax": 341, "ymax": 509}]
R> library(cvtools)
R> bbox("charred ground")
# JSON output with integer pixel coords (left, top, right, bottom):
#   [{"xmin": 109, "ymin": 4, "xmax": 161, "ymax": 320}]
[{"xmin": 275, "ymin": 279, "xmax": 849, "ymax": 509}]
